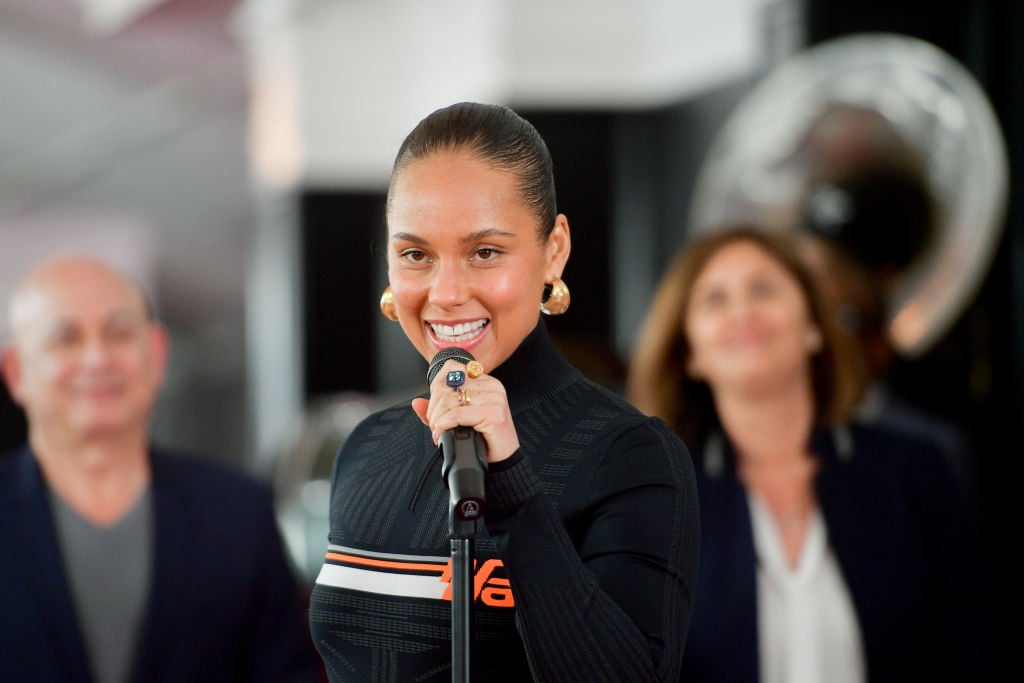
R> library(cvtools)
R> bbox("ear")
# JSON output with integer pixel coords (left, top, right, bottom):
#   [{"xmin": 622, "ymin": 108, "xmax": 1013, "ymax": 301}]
[
  {"xmin": 1, "ymin": 344, "xmax": 25, "ymax": 406},
  {"xmin": 544, "ymin": 214, "xmax": 572, "ymax": 280},
  {"xmin": 806, "ymin": 326, "xmax": 823, "ymax": 354},
  {"xmin": 148, "ymin": 323, "xmax": 171, "ymax": 388}
]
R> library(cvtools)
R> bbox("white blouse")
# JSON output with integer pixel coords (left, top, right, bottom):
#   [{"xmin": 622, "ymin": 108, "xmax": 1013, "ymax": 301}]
[{"xmin": 748, "ymin": 492, "xmax": 866, "ymax": 683}]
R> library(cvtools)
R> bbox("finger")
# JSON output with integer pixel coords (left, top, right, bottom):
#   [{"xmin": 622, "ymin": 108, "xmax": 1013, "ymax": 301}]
[
  {"xmin": 428, "ymin": 359, "xmax": 470, "ymax": 415},
  {"xmin": 465, "ymin": 360, "xmax": 484, "ymax": 379},
  {"xmin": 429, "ymin": 360, "xmax": 462, "ymax": 400},
  {"xmin": 430, "ymin": 402, "xmax": 478, "ymax": 436}
]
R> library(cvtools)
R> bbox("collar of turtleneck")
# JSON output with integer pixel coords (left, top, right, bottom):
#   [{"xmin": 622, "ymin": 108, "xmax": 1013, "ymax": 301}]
[{"xmin": 487, "ymin": 319, "xmax": 582, "ymax": 416}]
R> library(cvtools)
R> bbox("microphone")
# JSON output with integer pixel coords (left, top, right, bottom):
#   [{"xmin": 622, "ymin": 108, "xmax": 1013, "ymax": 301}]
[{"xmin": 427, "ymin": 348, "xmax": 488, "ymax": 522}]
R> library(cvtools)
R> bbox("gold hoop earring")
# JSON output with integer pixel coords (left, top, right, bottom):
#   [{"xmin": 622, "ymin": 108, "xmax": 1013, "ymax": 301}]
[
  {"xmin": 380, "ymin": 286, "xmax": 398, "ymax": 321},
  {"xmin": 540, "ymin": 278, "xmax": 570, "ymax": 316}
]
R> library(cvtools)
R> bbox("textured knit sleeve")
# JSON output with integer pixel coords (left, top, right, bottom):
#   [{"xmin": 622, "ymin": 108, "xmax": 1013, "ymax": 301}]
[{"xmin": 484, "ymin": 416, "xmax": 699, "ymax": 682}]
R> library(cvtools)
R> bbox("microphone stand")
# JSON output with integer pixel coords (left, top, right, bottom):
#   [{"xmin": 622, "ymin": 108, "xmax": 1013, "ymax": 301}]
[
  {"xmin": 450, "ymin": 513, "xmax": 479, "ymax": 683},
  {"xmin": 443, "ymin": 425, "xmax": 486, "ymax": 683},
  {"xmin": 428, "ymin": 349, "xmax": 487, "ymax": 682}
]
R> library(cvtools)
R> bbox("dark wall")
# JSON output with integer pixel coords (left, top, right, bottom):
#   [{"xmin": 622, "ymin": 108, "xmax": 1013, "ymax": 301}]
[
  {"xmin": 300, "ymin": 191, "xmax": 385, "ymax": 398},
  {"xmin": 518, "ymin": 111, "xmax": 613, "ymax": 343},
  {"xmin": 517, "ymin": 110, "xmax": 625, "ymax": 388}
]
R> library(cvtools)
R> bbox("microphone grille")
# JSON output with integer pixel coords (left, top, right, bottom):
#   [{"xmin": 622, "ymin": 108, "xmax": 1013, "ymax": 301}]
[{"xmin": 426, "ymin": 347, "xmax": 475, "ymax": 384}]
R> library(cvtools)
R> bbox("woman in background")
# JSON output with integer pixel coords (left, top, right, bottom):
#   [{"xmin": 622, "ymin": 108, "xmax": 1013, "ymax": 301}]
[{"xmin": 627, "ymin": 226, "xmax": 997, "ymax": 682}]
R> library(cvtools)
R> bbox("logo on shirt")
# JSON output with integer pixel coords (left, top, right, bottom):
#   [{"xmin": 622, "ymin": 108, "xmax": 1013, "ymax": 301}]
[{"xmin": 315, "ymin": 544, "xmax": 515, "ymax": 608}]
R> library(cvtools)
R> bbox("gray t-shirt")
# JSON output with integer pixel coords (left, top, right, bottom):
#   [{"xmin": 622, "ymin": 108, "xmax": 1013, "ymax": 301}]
[{"xmin": 50, "ymin": 487, "xmax": 153, "ymax": 683}]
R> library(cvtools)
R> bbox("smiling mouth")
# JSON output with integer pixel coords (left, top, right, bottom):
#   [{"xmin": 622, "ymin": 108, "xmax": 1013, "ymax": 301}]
[{"xmin": 429, "ymin": 319, "xmax": 488, "ymax": 343}]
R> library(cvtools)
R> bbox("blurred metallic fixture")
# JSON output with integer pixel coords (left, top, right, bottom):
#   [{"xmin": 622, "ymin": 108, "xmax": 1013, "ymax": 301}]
[
  {"xmin": 272, "ymin": 391, "xmax": 409, "ymax": 584},
  {"xmin": 687, "ymin": 32, "xmax": 1009, "ymax": 358}
]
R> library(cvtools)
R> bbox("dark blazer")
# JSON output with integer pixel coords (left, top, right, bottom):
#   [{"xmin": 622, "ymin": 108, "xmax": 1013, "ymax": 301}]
[
  {"xmin": 680, "ymin": 423, "xmax": 1000, "ymax": 683},
  {"xmin": 0, "ymin": 445, "xmax": 322, "ymax": 683}
]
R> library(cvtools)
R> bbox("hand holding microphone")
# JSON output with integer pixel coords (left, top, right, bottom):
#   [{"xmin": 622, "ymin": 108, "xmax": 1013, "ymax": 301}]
[
  {"xmin": 414, "ymin": 348, "xmax": 521, "ymax": 463},
  {"xmin": 417, "ymin": 350, "xmax": 493, "ymax": 520},
  {"xmin": 412, "ymin": 348, "xmax": 520, "ymax": 520}
]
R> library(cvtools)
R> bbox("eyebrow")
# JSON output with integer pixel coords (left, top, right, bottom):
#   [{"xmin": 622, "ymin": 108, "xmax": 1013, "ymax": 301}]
[
  {"xmin": 106, "ymin": 309, "xmax": 147, "ymax": 325},
  {"xmin": 390, "ymin": 227, "xmax": 516, "ymax": 245},
  {"xmin": 43, "ymin": 309, "xmax": 146, "ymax": 331}
]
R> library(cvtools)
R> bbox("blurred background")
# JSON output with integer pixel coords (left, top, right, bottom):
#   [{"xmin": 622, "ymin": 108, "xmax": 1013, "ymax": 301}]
[{"xmin": 1, "ymin": 0, "xmax": 1020, "ymax": 675}]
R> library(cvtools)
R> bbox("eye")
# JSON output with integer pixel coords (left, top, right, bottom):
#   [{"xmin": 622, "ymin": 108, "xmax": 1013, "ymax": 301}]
[
  {"xmin": 696, "ymin": 289, "xmax": 727, "ymax": 310},
  {"xmin": 473, "ymin": 243, "xmax": 508, "ymax": 262},
  {"xmin": 48, "ymin": 327, "xmax": 81, "ymax": 348},
  {"xmin": 106, "ymin": 322, "xmax": 138, "ymax": 342},
  {"xmin": 750, "ymin": 278, "xmax": 778, "ymax": 298},
  {"xmin": 399, "ymin": 249, "xmax": 429, "ymax": 264}
]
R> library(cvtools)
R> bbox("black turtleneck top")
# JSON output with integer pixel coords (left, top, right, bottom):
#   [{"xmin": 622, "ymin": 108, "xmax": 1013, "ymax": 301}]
[{"xmin": 309, "ymin": 321, "xmax": 699, "ymax": 682}]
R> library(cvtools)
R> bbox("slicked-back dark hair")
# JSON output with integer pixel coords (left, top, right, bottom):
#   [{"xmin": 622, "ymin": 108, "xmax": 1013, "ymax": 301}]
[{"xmin": 387, "ymin": 102, "xmax": 557, "ymax": 241}]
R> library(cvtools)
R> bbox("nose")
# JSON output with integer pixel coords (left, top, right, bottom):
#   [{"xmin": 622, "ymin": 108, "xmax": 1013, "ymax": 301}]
[
  {"xmin": 427, "ymin": 259, "xmax": 471, "ymax": 309},
  {"xmin": 79, "ymin": 334, "xmax": 114, "ymax": 367},
  {"xmin": 729, "ymin": 292, "xmax": 757, "ymax": 321}
]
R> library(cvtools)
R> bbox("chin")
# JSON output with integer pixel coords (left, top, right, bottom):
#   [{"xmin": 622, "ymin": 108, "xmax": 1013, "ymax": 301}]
[
  {"xmin": 78, "ymin": 422, "xmax": 129, "ymax": 436},
  {"xmin": 73, "ymin": 411, "xmax": 134, "ymax": 435}
]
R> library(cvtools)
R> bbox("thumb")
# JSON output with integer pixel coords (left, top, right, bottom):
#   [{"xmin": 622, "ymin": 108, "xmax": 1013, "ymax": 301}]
[{"xmin": 411, "ymin": 397, "xmax": 429, "ymax": 426}]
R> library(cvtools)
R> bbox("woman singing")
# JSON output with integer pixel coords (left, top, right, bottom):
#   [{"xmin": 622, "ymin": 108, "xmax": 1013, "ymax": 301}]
[{"xmin": 308, "ymin": 102, "xmax": 700, "ymax": 682}]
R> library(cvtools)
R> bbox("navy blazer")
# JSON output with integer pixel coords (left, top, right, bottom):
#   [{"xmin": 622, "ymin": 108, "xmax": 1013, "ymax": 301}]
[
  {"xmin": 0, "ymin": 445, "xmax": 322, "ymax": 683},
  {"xmin": 680, "ymin": 423, "xmax": 1000, "ymax": 683}
]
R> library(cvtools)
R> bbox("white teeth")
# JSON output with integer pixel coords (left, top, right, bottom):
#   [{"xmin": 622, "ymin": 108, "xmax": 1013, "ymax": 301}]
[{"xmin": 431, "ymin": 320, "xmax": 486, "ymax": 341}]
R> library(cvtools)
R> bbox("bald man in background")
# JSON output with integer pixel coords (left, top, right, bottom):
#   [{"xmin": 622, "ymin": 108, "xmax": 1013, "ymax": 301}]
[{"xmin": 0, "ymin": 255, "xmax": 321, "ymax": 683}]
